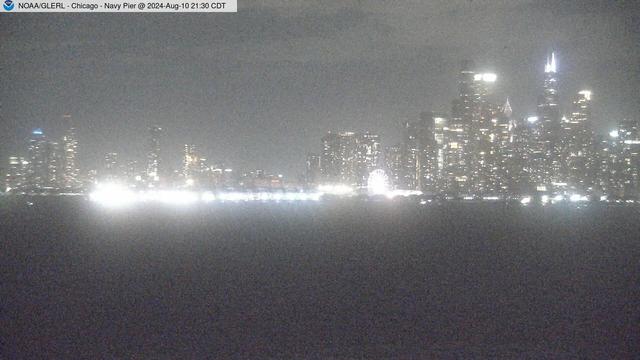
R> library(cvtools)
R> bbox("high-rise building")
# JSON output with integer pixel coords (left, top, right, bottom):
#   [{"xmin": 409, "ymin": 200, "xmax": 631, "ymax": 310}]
[
  {"xmin": 353, "ymin": 133, "xmax": 381, "ymax": 187},
  {"xmin": 488, "ymin": 99, "xmax": 516, "ymax": 196},
  {"xmin": 400, "ymin": 112, "xmax": 438, "ymax": 192},
  {"xmin": 25, "ymin": 129, "xmax": 61, "ymax": 192},
  {"xmin": 384, "ymin": 144, "xmax": 404, "ymax": 190},
  {"xmin": 533, "ymin": 52, "xmax": 562, "ymax": 192},
  {"xmin": 61, "ymin": 115, "xmax": 80, "ymax": 190},
  {"xmin": 561, "ymin": 90, "xmax": 596, "ymax": 193},
  {"xmin": 320, "ymin": 131, "xmax": 357, "ymax": 185},
  {"xmin": 6, "ymin": 156, "xmax": 28, "ymax": 193},
  {"xmin": 124, "ymin": 160, "xmax": 140, "ymax": 184},
  {"xmin": 493, "ymin": 99, "xmax": 536, "ymax": 197},
  {"xmin": 445, "ymin": 61, "xmax": 476, "ymax": 196},
  {"xmin": 146, "ymin": 126, "xmax": 162, "ymax": 183},
  {"xmin": 615, "ymin": 118, "xmax": 640, "ymax": 197},
  {"xmin": 539, "ymin": 52, "xmax": 561, "ymax": 140},
  {"xmin": 445, "ymin": 61, "xmax": 498, "ymax": 196},
  {"xmin": 183, "ymin": 144, "xmax": 200, "ymax": 182},
  {"xmin": 594, "ymin": 134, "xmax": 615, "ymax": 196},
  {"xmin": 305, "ymin": 153, "xmax": 321, "ymax": 187},
  {"xmin": 433, "ymin": 114, "xmax": 448, "ymax": 193},
  {"xmin": 320, "ymin": 131, "xmax": 380, "ymax": 187},
  {"xmin": 102, "ymin": 152, "xmax": 119, "ymax": 181}
]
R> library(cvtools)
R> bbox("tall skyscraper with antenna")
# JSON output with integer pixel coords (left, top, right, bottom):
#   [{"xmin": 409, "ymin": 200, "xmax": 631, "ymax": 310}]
[{"xmin": 533, "ymin": 52, "xmax": 562, "ymax": 192}]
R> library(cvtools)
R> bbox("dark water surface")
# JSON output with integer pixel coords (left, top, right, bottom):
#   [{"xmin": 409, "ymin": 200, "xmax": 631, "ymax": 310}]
[{"xmin": 2, "ymin": 198, "xmax": 639, "ymax": 358}]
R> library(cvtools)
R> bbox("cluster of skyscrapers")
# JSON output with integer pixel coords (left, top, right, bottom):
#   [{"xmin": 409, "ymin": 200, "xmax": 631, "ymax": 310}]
[
  {"xmin": 4, "ymin": 122, "xmax": 286, "ymax": 193},
  {"xmin": 5, "ymin": 115, "xmax": 81, "ymax": 194},
  {"xmin": 5, "ymin": 52, "xmax": 640, "ymax": 199},
  {"xmin": 307, "ymin": 53, "xmax": 640, "ymax": 199}
]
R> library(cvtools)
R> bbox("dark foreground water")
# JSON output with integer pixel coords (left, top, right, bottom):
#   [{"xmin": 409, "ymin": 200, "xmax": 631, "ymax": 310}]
[{"xmin": 2, "ymin": 197, "xmax": 639, "ymax": 358}]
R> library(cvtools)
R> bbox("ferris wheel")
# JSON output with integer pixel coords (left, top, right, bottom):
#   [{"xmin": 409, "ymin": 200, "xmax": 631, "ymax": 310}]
[{"xmin": 367, "ymin": 169, "xmax": 390, "ymax": 195}]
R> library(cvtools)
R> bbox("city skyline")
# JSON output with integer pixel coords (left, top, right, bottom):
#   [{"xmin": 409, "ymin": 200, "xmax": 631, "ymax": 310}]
[
  {"xmin": 1, "ymin": 1, "xmax": 639, "ymax": 177},
  {"xmin": 5, "ymin": 50, "xmax": 639, "ymax": 182},
  {"xmin": 5, "ymin": 49, "xmax": 640, "ymax": 201}
]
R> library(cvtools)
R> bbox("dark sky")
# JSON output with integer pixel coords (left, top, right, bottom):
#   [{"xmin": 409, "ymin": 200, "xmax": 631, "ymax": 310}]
[{"xmin": 1, "ymin": 0, "xmax": 639, "ymax": 177}]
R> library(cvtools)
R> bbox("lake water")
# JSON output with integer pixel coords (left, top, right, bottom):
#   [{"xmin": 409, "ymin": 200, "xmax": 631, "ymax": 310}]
[{"xmin": 2, "ymin": 197, "xmax": 639, "ymax": 358}]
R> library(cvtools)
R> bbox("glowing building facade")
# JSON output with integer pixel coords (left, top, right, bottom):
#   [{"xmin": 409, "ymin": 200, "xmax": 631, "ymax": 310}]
[
  {"xmin": 5, "ymin": 156, "xmax": 28, "ymax": 193},
  {"xmin": 444, "ymin": 61, "xmax": 500, "ymax": 197},
  {"xmin": 561, "ymin": 90, "xmax": 596, "ymax": 193},
  {"xmin": 61, "ymin": 118, "xmax": 80, "ymax": 190},
  {"xmin": 305, "ymin": 153, "xmax": 321, "ymax": 187},
  {"xmin": 533, "ymin": 52, "xmax": 562, "ymax": 192},
  {"xmin": 320, "ymin": 131, "xmax": 380, "ymax": 187},
  {"xmin": 102, "ymin": 152, "xmax": 119, "ymax": 181},
  {"xmin": 399, "ymin": 112, "xmax": 438, "ymax": 192},
  {"xmin": 146, "ymin": 126, "xmax": 162, "ymax": 183},
  {"xmin": 182, "ymin": 144, "xmax": 200, "ymax": 182},
  {"xmin": 25, "ymin": 129, "xmax": 61, "ymax": 192}
]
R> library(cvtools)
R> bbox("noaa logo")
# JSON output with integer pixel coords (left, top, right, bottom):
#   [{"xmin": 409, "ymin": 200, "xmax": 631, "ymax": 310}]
[{"xmin": 3, "ymin": 0, "xmax": 14, "ymax": 11}]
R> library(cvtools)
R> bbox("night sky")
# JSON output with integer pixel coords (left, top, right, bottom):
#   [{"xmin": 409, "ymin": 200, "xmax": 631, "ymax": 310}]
[{"xmin": 1, "ymin": 0, "xmax": 639, "ymax": 177}]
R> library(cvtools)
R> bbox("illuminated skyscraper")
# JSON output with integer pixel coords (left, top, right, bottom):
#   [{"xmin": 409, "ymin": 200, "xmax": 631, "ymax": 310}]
[
  {"xmin": 470, "ymin": 72, "xmax": 500, "ymax": 196},
  {"xmin": 384, "ymin": 144, "xmax": 404, "ymax": 189},
  {"xmin": 561, "ymin": 90, "xmax": 596, "ymax": 193},
  {"xmin": 488, "ymin": 99, "xmax": 516, "ymax": 195},
  {"xmin": 445, "ymin": 61, "xmax": 498, "ymax": 196},
  {"xmin": 433, "ymin": 114, "xmax": 448, "ymax": 193},
  {"xmin": 613, "ymin": 118, "xmax": 640, "ymax": 197},
  {"xmin": 102, "ymin": 152, "xmax": 119, "ymax": 181},
  {"xmin": 320, "ymin": 131, "xmax": 356, "ymax": 184},
  {"xmin": 5, "ymin": 156, "xmax": 28, "ymax": 193},
  {"xmin": 320, "ymin": 131, "xmax": 380, "ymax": 187},
  {"xmin": 183, "ymin": 144, "xmax": 200, "ymax": 182},
  {"xmin": 445, "ymin": 61, "xmax": 476, "ymax": 196},
  {"xmin": 533, "ymin": 52, "xmax": 562, "ymax": 192},
  {"xmin": 25, "ymin": 129, "xmax": 61, "ymax": 192},
  {"xmin": 305, "ymin": 153, "xmax": 321, "ymax": 187},
  {"xmin": 401, "ymin": 112, "xmax": 438, "ymax": 192},
  {"xmin": 146, "ymin": 126, "xmax": 162, "ymax": 183},
  {"xmin": 61, "ymin": 115, "xmax": 80, "ymax": 190},
  {"xmin": 353, "ymin": 132, "xmax": 381, "ymax": 187}
]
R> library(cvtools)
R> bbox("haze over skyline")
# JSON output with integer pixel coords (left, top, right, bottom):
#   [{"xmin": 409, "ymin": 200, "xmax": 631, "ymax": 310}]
[{"xmin": 1, "ymin": 0, "xmax": 639, "ymax": 177}]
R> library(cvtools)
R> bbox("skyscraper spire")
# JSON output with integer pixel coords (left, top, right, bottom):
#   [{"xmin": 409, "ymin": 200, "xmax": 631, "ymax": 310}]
[
  {"xmin": 503, "ymin": 98, "xmax": 513, "ymax": 118},
  {"xmin": 544, "ymin": 52, "xmax": 557, "ymax": 73}
]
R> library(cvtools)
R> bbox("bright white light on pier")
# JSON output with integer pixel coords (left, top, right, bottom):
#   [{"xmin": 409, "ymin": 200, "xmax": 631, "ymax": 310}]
[
  {"xmin": 90, "ymin": 188, "xmax": 324, "ymax": 206},
  {"xmin": 474, "ymin": 73, "xmax": 497, "ymax": 82},
  {"xmin": 482, "ymin": 196, "xmax": 500, "ymax": 201},
  {"xmin": 318, "ymin": 184, "xmax": 354, "ymax": 196},
  {"xmin": 569, "ymin": 194, "xmax": 588, "ymax": 202},
  {"xmin": 387, "ymin": 189, "xmax": 422, "ymax": 198},
  {"xmin": 201, "ymin": 191, "xmax": 216, "ymax": 202},
  {"xmin": 89, "ymin": 183, "xmax": 136, "ymax": 207},
  {"xmin": 153, "ymin": 190, "xmax": 199, "ymax": 205}
]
